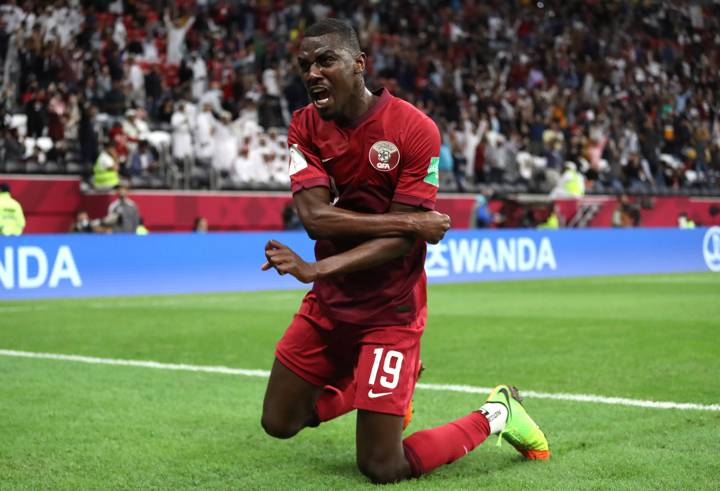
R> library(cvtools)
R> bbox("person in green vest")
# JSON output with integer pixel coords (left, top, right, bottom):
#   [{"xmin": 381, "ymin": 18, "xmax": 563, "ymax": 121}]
[
  {"xmin": 135, "ymin": 219, "xmax": 149, "ymax": 235},
  {"xmin": 537, "ymin": 203, "xmax": 561, "ymax": 229},
  {"xmin": 562, "ymin": 162, "xmax": 585, "ymax": 197},
  {"xmin": 93, "ymin": 143, "xmax": 120, "ymax": 189},
  {"xmin": 551, "ymin": 162, "xmax": 585, "ymax": 198},
  {"xmin": 677, "ymin": 212, "xmax": 696, "ymax": 229},
  {"xmin": 0, "ymin": 183, "xmax": 26, "ymax": 235}
]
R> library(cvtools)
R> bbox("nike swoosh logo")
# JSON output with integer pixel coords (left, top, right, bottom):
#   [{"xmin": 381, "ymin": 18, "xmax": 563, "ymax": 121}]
[
  {"xmin": 321, "ymin": 157, "xmax": 334, "ymax": 163},
  {"xmin": 497, "ymin": 387, "xmax": 513, "ymax": 419},
  {"xmin": 367, "ymin": 389, "xmax": 392, "ymax": 399}
]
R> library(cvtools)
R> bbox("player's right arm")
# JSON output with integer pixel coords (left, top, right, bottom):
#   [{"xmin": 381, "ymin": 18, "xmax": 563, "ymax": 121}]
[
  {"xmin": 288, "ymin": 112, "xmax": 450, "ymax": 244},
  {"xmin": 293, "ymin": 186, "xmax": 449, "ymax": 244}
]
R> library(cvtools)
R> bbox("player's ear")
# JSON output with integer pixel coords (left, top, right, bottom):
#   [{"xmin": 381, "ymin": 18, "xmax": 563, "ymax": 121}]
[{"xmin": 354, "ymin": 52, "xmax": 366, "ymax": 74}]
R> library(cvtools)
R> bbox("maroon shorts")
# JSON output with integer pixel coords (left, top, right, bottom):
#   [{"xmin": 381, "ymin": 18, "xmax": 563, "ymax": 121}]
[{"xmin": 275, "ymin": 291, "xmax": 425, "ymax": 417}]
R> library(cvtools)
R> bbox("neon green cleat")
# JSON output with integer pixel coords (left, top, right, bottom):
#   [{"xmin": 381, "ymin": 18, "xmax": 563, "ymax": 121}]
[{"xmin": 485, "ymin": 384, "xmax": 550, "ymax": 460}]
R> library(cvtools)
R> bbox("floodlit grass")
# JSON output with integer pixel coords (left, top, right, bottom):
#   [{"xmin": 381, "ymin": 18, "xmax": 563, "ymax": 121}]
[{"xmin": 1, "ymin": 273, "xmax": 719, "ymax": 489}]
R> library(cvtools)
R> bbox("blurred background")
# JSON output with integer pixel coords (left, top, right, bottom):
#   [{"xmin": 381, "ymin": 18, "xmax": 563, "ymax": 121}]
[{"xmin": 0, "ymin": 0, "xmax": 719, "ymax": 234}]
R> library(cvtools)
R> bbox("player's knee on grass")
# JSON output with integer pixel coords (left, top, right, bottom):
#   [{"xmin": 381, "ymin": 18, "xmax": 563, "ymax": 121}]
[
  {"xmin": 261, "ymin": 393, "xmax": 320, "ymax": 439},
  {"xmin": 356, "ymin": 442, "xmax": 412, "ymax": 484},
  {"xmin": 357, "ymin": 456, "xmax": 410, "ymax": 484},
  {"xmin": 260, "ymin": 411, "xmax": 304, "ymax": 439},
  {"xmin": 262, "ymin": 362, "xmax": 322, "ymax": 439},
  {"xmin": 355, "ymin": 410, "xmax": 412, "ymax": 483}
]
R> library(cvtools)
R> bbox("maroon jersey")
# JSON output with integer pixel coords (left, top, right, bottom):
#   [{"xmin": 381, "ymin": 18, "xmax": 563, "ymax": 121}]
[{"xmin": 288, "ymin": 88, "xmax": 441, "ymax": 325}]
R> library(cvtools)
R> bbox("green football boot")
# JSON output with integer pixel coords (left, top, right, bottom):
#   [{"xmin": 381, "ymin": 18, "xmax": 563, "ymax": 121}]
[{"xmin": 484, "ymin": 384, "xmax": 550, "ymax": 460}]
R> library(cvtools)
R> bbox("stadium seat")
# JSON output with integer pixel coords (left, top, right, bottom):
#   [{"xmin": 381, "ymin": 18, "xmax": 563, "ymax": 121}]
[
  {"xmin": 149, "ymin": 176, "xmax": 167, "ymax": 189},
  {"xmin": 4, "ymin": 160, "xmax": 23, "ymax": 174},
  {"xmin": 43, "ymin": 161, "xmax": 61, "ymax": 174},
  {"xmin": 66, "ymin": 161, "xmax": 85, "ymax": 174}
]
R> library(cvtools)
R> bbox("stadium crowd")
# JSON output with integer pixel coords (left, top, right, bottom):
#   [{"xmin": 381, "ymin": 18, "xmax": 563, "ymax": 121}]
[{"xmin": 0, "ymin": 0, "xmax": 718, "ymax": 196}]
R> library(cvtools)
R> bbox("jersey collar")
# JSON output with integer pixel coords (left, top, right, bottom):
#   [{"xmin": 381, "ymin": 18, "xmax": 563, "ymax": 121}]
[{"xmin": 346, "ymin": 88, "xmax": 391, "ymax": 129}]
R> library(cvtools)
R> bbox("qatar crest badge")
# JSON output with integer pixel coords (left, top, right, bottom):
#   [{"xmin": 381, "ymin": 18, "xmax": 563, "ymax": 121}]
[{"xmin": 368, "ymin": 141, "xmax": 400, "ymax": 172}]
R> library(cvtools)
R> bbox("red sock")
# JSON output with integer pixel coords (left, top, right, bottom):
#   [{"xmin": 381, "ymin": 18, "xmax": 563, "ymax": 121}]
[
  {"xmin": 402, "ymin": 411, "xmax": 490, "ymax": 476},
  {"xmin": 314, "ymin": 381, "xmax": 356, "ymax": 423}
]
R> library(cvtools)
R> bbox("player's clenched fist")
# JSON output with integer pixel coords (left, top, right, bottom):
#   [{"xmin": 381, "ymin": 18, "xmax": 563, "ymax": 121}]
[
  {"xmin": 415, "ymin": 211, "xmax": 451, "ymax": 244},
  {"xmin": 261, "ymin": 239, "xmax": 318, "ymax": 283}
]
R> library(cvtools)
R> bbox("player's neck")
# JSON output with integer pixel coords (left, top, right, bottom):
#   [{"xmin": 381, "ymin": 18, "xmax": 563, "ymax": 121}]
[{"xmin": 338, "ymin": 87, "xmax": 377, "ymax": 126}]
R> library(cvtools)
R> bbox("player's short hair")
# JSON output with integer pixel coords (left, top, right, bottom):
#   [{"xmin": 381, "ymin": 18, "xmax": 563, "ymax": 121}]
[{"xmin": 304, "ymin": 18, "xmax": 360, "ymax": 54}]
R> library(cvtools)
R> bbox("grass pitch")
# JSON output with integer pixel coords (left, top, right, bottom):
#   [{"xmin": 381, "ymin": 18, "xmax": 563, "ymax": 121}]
[{"xmin": 1, "ymin": 273, "xmax": 719, "ymax": 490}]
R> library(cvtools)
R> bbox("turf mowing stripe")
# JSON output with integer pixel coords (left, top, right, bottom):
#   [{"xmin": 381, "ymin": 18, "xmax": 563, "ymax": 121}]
[
  {"xmin": 0, "ymin": 294, "xmax": 302, "ymax": 313},
  {"xmin": 0, "ymin": 305, "xmax": 49, "ymax": 313},
  {"xmin": 2, "ymin": 349, "xmax": 719, "ymax": 412}
]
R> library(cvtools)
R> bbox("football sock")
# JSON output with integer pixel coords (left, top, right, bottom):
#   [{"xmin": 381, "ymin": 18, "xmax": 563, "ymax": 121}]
[
  {"xmin": 402, "ymin": 411, "xmax": 491, "ymax": 476},
  {"xmin": 478, "ymin": 402, "xmax": 508, "ymax": 434},
  {"xmin": 314, "ymin": 383, "xmax": 356, "ymax": 423}
]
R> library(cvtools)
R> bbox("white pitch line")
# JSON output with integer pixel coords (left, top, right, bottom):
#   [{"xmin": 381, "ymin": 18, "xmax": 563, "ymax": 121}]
[
  {"xmin": 1, "ymin": 349, "xmax": 718, "ymax": 412},
  {"xmin": 0, "ymin": 349, "xmax": 270, "ymax": 378},
  {"xmin": 414, "ymin": 384, "xmax": 720, "ymax": 412}
]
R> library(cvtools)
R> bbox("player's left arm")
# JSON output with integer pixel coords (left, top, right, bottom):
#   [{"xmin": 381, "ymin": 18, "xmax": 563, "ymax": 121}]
[
  {"xmin": 391, "ymin": 114, "xmax": 441, "ymax": 210},
  {"xmin": 262, "ymin": 203, "xmax": 418, "ymax": 283}
]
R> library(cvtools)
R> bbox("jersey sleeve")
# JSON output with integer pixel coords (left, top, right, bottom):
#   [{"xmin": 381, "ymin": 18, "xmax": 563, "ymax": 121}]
[
  {"xmin": 287, "ymin": 110, "xmax": 330, "ymax": 194},
  {"xmin": 393, "ymin": 115, "xmax": 441, "ymax": 210}
]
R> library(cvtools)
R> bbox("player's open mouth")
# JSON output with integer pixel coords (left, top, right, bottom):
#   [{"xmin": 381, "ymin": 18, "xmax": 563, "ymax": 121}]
[{"xmin": 309, "ymin": 86, "xmax": 332, "ymax": 109}]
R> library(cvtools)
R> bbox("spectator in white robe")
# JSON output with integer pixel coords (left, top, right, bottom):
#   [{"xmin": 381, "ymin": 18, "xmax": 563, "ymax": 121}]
[
  {"xmin": 232, "ymin": 144, "xmax": 253, "ymax": 185},
  {"xmin": 198, "ymin": 80, "xmax": 223, "ymax": 114},
  {"xmin": 194, "ymin": 103, "xmax": 214, "ymax": 164},
  {"xmin": 163, "ymin": 10, "xmax": 194, "ymax": 66},
  {"xmin": 211, "ymin": 111, "xmax": 237, "ymax": 176},
  {"xmin": 171, "ymin": 102, "xmax": 193, "ymax": 162},
  {"xmin": 112, "ymin": 16, "xmax": 126, "ymax": 51},
  {"xmin": 141, "ymin": 33, "xmax": 159, "ymax": 63},
  {"xmin": 247, "ymin": 135, "xmax": 273, "ymax": 183},
  {"xmin": 126, "ymin": 56, "xmax": 145, "ymax": 108},
  {"xmin": 191, "ymin": 54, "xmax": 207, "ymax": 101}
]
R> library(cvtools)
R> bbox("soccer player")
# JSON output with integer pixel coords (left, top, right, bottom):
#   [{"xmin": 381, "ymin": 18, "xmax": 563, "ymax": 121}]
[{"xmin": 260, "ymin": 19, "xmax": 549, "ymax": 483}]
